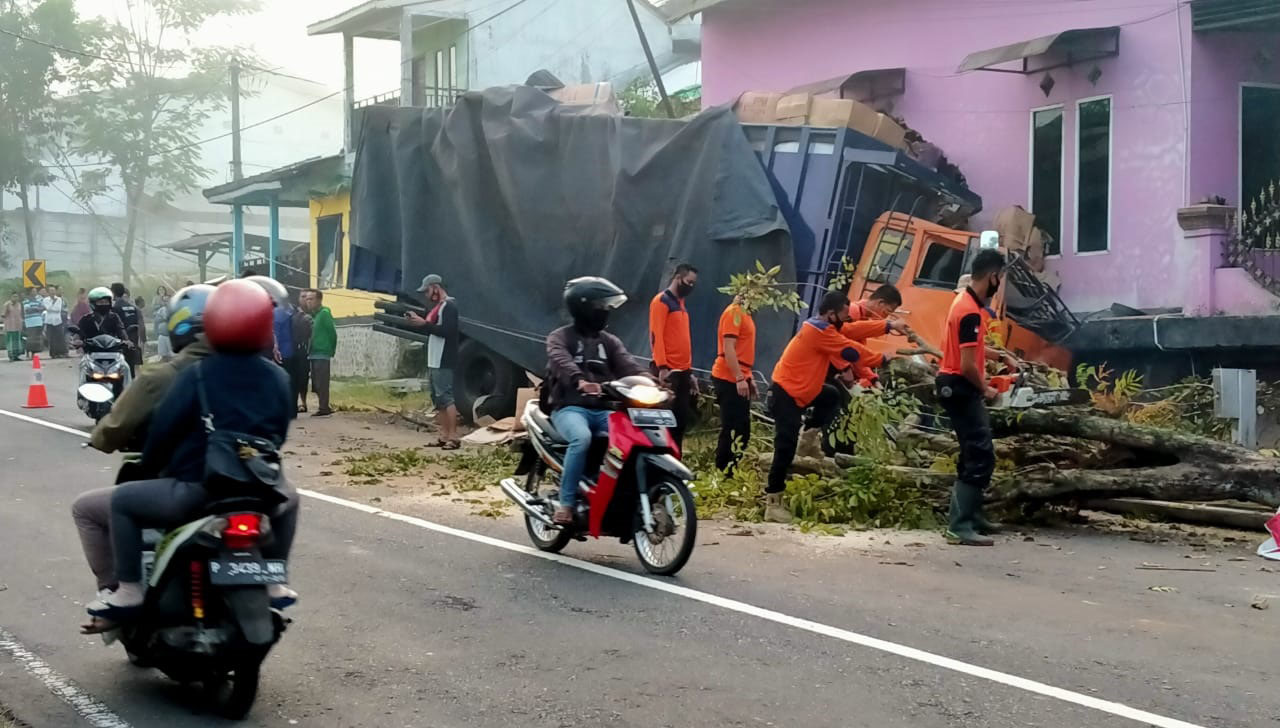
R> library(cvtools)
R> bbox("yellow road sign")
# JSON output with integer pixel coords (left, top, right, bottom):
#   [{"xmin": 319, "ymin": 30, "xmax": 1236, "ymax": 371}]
[{"xmin": 22, "ymin": 259, "xmax": 46, "ymax": 288}]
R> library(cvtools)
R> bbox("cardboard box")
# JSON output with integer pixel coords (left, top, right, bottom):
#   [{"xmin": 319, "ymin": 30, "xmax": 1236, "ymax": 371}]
[
  {"xmin": 549, "ymin": 82, "xmax": 620, "ymax": 113},
  {"xmin": 735, "ymin": 91, "xmax": 783, "ymax": 124},
  {"xmin": 775, "ymin": 93, "xmax": 812, "ymax": 121},
  {"xmin": 994, "ymin": 206, "xmax": 1037, "ymax": 252},
  {"xmin": 1025, "ymin": 228, "xmax": 1047, "ymax": 272},
  {"xmin": 512, "ymin": 387, "xmax": 537, "ymax": 431},
  {"xmin": 774, "ymin": 116, "xmax": 807, "ymax": 126},
  {"xmin": 869, "ymin": 113, "xmax": 907, "ymax": 150},
  {"xmin": 805, "ymin": 97, "xmax": 906, "ymax": 150}
]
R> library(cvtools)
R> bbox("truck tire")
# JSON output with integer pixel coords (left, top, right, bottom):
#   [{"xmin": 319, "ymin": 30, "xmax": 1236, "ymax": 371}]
[{"xmin": 455, "ymin": 339, "xmax": 526, "ymax": 424}]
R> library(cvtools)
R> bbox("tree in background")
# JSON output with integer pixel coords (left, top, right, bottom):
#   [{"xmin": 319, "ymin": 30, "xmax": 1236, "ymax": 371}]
[
  {"xmin": 618, "ymin": 78, "xmax": 700, "ymax": 119},
  {"xmin": 56, "ymin": 0, "xmax": 260, "ymax": 286},
  {"xmin": 0, "ymin": 0, "xmax": 82, "ymax": 259}
]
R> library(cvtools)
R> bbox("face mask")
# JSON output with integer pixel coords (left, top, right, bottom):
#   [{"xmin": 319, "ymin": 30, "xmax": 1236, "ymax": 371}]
[
  {"xmin": 988, "ymin": 275, "xmax": 1001, "ymax": 298},
  {"xmin": 579, "ymin": 309, "xmax": 610, "ymax": 332},
  {"xmin": 676, "ymin": 281, "xmax": 695, "ymax": 298}
]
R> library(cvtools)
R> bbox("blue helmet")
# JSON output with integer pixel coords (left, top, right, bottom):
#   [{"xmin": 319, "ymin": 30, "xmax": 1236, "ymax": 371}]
[{"xmin": 167, "ymin": 284, "xmax": 216, "ymax": 353}]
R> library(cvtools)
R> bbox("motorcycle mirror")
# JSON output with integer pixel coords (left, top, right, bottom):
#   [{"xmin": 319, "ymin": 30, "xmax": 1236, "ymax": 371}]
[{"xmin": 78, "ymin": 383, "xmax": 114, "ymax": 404}]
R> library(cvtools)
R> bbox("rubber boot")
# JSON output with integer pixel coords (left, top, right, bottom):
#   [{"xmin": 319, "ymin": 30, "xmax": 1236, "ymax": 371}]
[
  {"xmin": 973, "ymin": 505, "xmax": 1004, "ymax": 535},
  {"xmin": 945, "ymin": 482, "xmax": 993, "ymax": 546},
  {"xmin": 764, "ymin": 493, "xmax": 793, "ymax": 524}
]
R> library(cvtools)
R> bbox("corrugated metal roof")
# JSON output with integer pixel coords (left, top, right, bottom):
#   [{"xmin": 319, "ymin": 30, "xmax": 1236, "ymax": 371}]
[
  {"xmin": 639, "ymin": 0, "xmax": 740, "ymax": 22},
  {"xmin": 956, "ymin": 27, "xmax": 1120, "ymax": 74}
]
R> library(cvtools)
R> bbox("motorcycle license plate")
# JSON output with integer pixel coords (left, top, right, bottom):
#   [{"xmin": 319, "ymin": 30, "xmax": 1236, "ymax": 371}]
[
  {"xmin": 628, "ymin": 408, "xmax": 677, "ymax": 428},
  {"xmin": 208, "ymin": 557, "xmax": 288, "ymax": 586}
]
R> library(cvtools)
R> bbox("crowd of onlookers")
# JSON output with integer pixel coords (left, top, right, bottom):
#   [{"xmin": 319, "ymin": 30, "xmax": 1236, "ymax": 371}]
[{"xmin": 4, "ymin": 285, "xmax": 76, "ymax": 361}]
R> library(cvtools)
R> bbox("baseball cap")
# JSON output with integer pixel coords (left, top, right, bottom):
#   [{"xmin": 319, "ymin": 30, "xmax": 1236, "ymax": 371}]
[{"xmin": 416, "ymin": 274, "xmax": 443, "ymax": 292}]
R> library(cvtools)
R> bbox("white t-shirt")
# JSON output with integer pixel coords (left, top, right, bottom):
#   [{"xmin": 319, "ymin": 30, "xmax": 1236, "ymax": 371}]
[{"xmin": 42, "ymin": 296, "xmax": 64, "ymax": 326}]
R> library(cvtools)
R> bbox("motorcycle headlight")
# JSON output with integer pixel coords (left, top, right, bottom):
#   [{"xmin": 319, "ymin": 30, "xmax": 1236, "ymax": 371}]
[
  {"xmin": 106, "ymin": 372, "xmax": 121, "ymax": 380},
  {"xmin": 628, "ymin": 384, "xmax": 667, "ymax": 407},
  {"xmin": 91, "ymin": 372, "xmax": 106, "ymax": 380}
]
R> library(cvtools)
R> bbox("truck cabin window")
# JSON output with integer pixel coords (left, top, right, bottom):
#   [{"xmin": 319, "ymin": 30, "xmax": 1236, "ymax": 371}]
[
  {"xmin": 914, "ymin": 242, "xmax": 964, "ymax": 290},
  {"xmin": 866, "ymin": 229, "xmax": 914, "ymax": 284}
]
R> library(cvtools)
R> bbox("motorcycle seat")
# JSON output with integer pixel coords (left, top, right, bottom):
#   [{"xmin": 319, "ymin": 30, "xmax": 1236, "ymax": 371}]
[{"xmin": 528, "ymin": 407, "xmax": 568, "ymax": 445}]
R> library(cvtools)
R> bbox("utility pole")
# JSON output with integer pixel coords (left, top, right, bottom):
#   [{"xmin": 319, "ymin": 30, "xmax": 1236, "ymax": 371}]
[
  {"xmin": 229, "ymin": 62, "xmax": 244, "ymax": 276},
  {"xmin": 625, "ymin": 0, "xmax": 675, "ymax": 119}
]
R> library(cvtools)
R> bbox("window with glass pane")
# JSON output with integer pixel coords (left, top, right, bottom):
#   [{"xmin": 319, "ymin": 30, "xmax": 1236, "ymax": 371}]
[
  {"xmin": 1241, "ymin": 86, "xmax": 1280, "ymax": 209},
  {"xmin": 914, "ymin": 242, "xmax": 965, "ymax": 290},
  {"xmin": 449, "ymin": 45, "xmax": 458, "ymax": 90},
  {"xmin": 867, "ymin": 230, "xmax": 915, "ymax": 284},
  {"xmin": 435, "ymin": 50, "xmax": 444, "ymax": 105},
  {"xmin": 1076, "ymin": 97, "xmax": 1111, "ymax": 253},
  {"xmin": 1030, "ymin": 107, "xmax": 1063, "ymax": 255}
]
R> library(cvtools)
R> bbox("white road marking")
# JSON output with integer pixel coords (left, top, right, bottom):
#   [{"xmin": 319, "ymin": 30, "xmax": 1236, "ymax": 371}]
[
  {"xmin": 0, "ymin": 408, "xmax": 92, "ymax": 438},
  {"xmin": 0, "ymin": 627, "xmax": 133, "ymax": 728},
  {"xmin": 5, "ymin": 408, "xmax": 1207, "ymax": 728}
]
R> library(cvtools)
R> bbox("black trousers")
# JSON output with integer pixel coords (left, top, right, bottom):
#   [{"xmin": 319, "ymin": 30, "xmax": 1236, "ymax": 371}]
[
  {"xmin": 766, "ymin": 382, "xmax": 842, "ymax": 493},
  {"xmin": 667, "ymin": 369, "xmax": 695, "ymax": 448},
  {"xmin": 714, "ymin": 377, "xmax": 751, "ymax": 472},
  {"xmin": 288, "ymin": 352, "xmax": 310, "ymax": 406},
  {"xmin": 936, "ymin": 374, "xmax": 995, "ymax": 490}
]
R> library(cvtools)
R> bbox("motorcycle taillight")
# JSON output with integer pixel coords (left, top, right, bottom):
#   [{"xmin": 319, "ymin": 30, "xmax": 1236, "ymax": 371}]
[{"xmin": 223, "ymin": 513, "xmax": 263, "ymax": 549}]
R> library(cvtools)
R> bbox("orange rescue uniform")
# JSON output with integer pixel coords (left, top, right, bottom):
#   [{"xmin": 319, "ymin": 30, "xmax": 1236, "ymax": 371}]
[
  {"xmin": 772, "ymin": 318, "xmax": 882, "ymax": 407},
  {"xmin": 939, "ymin": 288, "xmax": 988, "ymax": 377},
  {"xmin": 649, "ymin": 290, "xmax": 692, "ymax": 371},
  {"xmin": 712, "ymin": 303, "xmax": 755, "ymax": 383}
]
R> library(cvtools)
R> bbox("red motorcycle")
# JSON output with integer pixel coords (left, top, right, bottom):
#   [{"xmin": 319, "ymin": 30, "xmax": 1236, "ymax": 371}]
[{"xmin": 500, "ymin": 375, "xmax": 698, "ymax": 575}]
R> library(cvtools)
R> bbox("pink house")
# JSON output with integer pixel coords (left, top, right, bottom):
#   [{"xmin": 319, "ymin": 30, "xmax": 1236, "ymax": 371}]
[{"xmin": 689, "ymin": 0, "xmax": 1280, "ymax": 319}]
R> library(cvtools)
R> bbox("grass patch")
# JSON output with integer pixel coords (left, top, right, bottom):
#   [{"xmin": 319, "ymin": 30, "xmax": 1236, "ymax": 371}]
[{"xmin": 331, "ymin": 377, "xmax": 430, "ymax": 413}]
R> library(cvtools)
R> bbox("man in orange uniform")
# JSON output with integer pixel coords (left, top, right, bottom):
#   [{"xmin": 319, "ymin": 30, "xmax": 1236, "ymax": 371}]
[
  {"xmin": 765, "ymin": 292, "xmax": 881, "ymax": 523},
  {"xmin": 936, "ymin": 249, "xmax": 1017, "ymax": 546},
  {"xmin": 649, "ymin": 263, "xmax": 698, "ymax": 447},
  {"xmin": 839, "ymin": 284, "xmax": 906, "ymax": 343},
  {"xmin": 711, "ymin": 295, "xmax": 756, "ymax": 473}
]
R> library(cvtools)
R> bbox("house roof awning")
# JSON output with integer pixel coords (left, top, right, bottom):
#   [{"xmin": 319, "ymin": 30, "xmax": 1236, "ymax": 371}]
[
  {"xmin": 1192, "ymin": 0, "xmax": 1280, "ymax": 32},
  {"xmin": 956, "ymin": 27, "xmax": 1120, "ymax": 74},
  {"xmin": 307, "ymin": 0, "xmax": 464, "ymax": 39},
  {"xmin": 785, "ymin": 68, "xmax": 906, "ymax": 102},
  {"xmin": 202, "ymin": 155, "xmax": 347, "ymax": 207},
  {"xmin": 160, "ymin": 233, "xmax": 308, "ymax": 256}
]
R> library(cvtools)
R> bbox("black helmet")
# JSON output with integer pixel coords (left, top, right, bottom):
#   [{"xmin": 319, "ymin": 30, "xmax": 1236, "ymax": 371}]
[
  {"xmin": 167, "ymin": 284, "xmax": 215, "ymax": 353},
  {"xmin": 563, "ymin": 276, "xmax": 627, "ymax": 332}
]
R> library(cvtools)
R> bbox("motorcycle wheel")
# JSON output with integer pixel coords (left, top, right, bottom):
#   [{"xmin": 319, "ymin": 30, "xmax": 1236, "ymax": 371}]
[
  {"xmin": 633, "ymin": 477, "xmax": 697, "ymax": 576},
  {"xmin": 205, "ymin": 660, "xmax": 261, "ymax": 720},
  {"xmin": 523, "ymin": 466, "xmax": 572, "ymax": 553}
]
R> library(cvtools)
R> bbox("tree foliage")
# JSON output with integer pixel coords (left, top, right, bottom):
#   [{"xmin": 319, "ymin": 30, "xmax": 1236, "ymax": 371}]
[
  {"xmin": 718, "ymin": 260, "xmax": 807, "ymax": 315},
  {"xmin": 618, "ymin": 78, "xmax": 699, "ymax": 119},
  {"xmin": 0, "ymin": 0, "xmax": 83, "ymax": 257},
  {"xmin": 56, "ymin": 0, "xmax": 261, "ymax": 284}
]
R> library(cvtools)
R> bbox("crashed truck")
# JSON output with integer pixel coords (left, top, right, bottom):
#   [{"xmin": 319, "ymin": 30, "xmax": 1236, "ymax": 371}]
[{"xmin": 348, "ymin": 86, "xmax": 1077, "ymax": 421}]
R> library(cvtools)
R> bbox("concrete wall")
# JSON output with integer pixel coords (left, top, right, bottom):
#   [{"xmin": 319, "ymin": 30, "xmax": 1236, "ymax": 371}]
[
  {"xmin": 333, "ymin": 323, "xmax": 410, "ymax": 378},
  {"xmin": 700, "ymin": 0, "xmax": 1279, "ymax": 314},
  {"xmin": 411, "ymin": 0, "xmax": 685, "ymax": 89}
]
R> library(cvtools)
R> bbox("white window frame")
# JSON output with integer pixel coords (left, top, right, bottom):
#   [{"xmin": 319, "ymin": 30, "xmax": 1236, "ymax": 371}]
[
  {"xmin": 1028, "ymin": 103, "xmax": 1065, "ymax": 259},
  {"xmin": 435, "ymin": 49, "xmax": 445, "ymax": 104},
  {"xmin": 449, "ymin": 45, "xmax": 458, "ymax": 90},
  {"xmin": 1239, "ymin": 82, "xmax": 1280, "ymax": 208},
  {"xmin": 1073, "ymin": 94, "xmax": 1113, "ymax": 256}
]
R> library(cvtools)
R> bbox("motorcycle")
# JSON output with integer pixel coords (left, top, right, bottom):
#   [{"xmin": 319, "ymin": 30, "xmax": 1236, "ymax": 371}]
[
  {"xmin": 100, "ymin": 462, "xmax": 290, "ymax": 720},
  {"xmin": 500, "ymin": 375, "xmax": 698, "ymax": 576},
  {"xmin": 70, "ymin": 330, "xmax": 132, "ymax": 421}
]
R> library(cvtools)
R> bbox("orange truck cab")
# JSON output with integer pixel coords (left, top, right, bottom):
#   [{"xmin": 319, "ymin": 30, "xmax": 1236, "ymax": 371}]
[{"xmin": 846, "ymin": 212, "xmax": 1072, "ymax": 371}]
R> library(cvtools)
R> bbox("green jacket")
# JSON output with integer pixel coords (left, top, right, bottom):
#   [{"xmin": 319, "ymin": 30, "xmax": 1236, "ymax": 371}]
[
  {"xmin": 90, "ymin": 337, "xmax": 212, "ymax": 453},
  {"xmin": 310, "ymin": 306, "xmax": 337, "ymax": 357}
]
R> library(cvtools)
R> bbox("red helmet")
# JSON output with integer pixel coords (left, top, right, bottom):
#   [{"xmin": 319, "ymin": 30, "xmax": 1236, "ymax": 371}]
[{"xmin": 204, "ymin": 279, "xmax": 274, "ymax": 353}]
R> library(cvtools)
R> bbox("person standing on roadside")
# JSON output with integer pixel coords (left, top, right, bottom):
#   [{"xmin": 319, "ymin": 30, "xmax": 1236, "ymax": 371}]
[
  {"xmin": 4, "ymin": 292, "xmax": 25, "ymax": 361},
  {"xmin": 764, "ymin": 292, "xmax": 881, "ymax": 523},
  {"xmin": 23, "ymin": 288, "xmax": 45, "ymax": 354},
  {"xmin": 134, "ymin": 296, "xmax": 149, "ymax": 356},
  {"xmin": 649, "ymin": 263, "xmax": 698, "ymax": 447},
  {"xmin": 110, "ymin": 283, "xmax": 142, "ymax": 375},
  {"xmin": 405, "ymin": 274, "xmax": 461, "ymax": 449},
  {"xmin": 936, "ymin": 249, "xmax": 1016, "ymax": 547},
  {"xmin": 153, "ymin": 287, "xmax": 173, "ymax": 360},
  {"xmin": 43, "ymin": 285, "xmax": 67, "ymax": 358},
  {"xmin": 290, "ymin": 291, "xmax": 314, "ymax": 413},
  {"xmin": 711, "ymin": 295, "xmax": 756, "ymax": 473},
  {"xmin": 70, "ymin": 289, "xmax": 91, "ymax": 355},
  {"xmin": 305, "ymin": 288, "xmax": 336, "ymax": 416}
]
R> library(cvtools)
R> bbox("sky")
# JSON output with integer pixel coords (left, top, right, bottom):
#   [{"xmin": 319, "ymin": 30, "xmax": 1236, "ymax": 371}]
[{"xmin": 73, "ymin": 0, "xmax": 402, "ymax": 99}]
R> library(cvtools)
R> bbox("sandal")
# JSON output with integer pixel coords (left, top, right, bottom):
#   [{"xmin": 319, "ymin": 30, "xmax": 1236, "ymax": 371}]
[
  {"xmin": 440, "ymin": 440, "xmax": 461, "ymax": 451},
  {"xmin": 80, "ymin": 616, "xmax": 117, "ymax": 635},
  {"xmin": 87, "ymin": 598, "xmax": 143, "ymax": 623}
]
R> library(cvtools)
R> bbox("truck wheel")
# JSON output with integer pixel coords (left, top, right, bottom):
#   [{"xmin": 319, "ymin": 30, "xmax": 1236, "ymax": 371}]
[{"xmin": 455, "ymin": 339, "xmax": 526, "ymax": 424}]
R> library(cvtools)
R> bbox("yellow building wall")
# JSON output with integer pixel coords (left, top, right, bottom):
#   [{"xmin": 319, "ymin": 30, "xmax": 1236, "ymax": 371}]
[{"xmin": 308, "ymin": 191, "xmax": 389, "ymax": 319}]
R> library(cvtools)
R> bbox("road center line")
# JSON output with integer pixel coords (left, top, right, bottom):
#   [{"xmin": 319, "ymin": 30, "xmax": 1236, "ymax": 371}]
[
  {"xmin": 4, "ymin": 407, "xmax": 1207, "ymax": 728},
  {"xmin": 0, "ymin": 627, "xmax": 133, "ymax": 728}
]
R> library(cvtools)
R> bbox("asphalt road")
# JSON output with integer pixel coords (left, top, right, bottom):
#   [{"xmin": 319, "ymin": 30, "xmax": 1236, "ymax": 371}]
[{"xmin": 0, "ymin": 357, "xmax": 1273, "ymax": 727}]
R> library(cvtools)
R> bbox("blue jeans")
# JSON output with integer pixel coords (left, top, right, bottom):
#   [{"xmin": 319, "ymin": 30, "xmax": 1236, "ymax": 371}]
[{"xmin": 551, "ymin": 406, "xmax": 611, "ymax": 508}]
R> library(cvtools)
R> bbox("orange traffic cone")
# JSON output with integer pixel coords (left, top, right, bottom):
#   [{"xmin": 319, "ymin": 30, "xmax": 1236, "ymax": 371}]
[{"xmin": 22, "ymin": 354, "xmax": 52, "ymax": 409}]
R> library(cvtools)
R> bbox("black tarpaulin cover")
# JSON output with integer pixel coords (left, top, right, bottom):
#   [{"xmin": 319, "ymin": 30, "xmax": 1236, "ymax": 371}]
[{"xmin": 349, "ymin": 85, "xmax": 794, "ymax": 375}]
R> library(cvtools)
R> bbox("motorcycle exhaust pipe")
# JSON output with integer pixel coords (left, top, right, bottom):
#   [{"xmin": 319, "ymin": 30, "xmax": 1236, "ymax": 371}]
[{"xmin": 499, "ymin": 477, "xmax": 554, "ymax": 526}]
